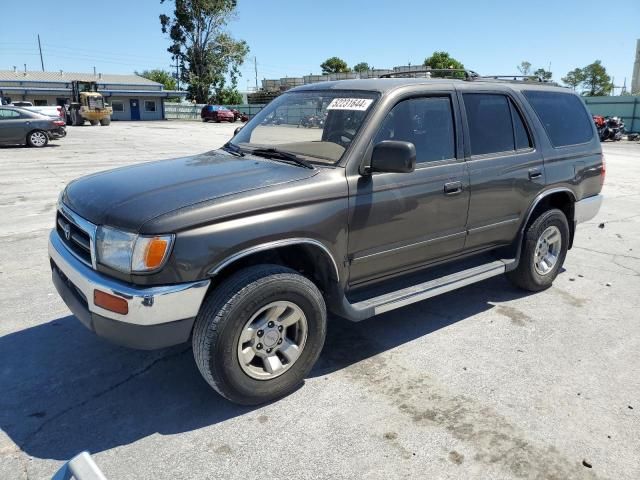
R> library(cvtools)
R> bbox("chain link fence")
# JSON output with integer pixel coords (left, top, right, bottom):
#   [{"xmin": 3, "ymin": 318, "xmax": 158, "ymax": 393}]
[{"xmin": 165, "ymin": 103, "xmax": 266, "ymax": 121}]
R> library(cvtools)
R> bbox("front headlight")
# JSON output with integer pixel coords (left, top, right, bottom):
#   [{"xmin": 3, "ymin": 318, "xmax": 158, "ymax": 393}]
[{"xmin": 96, "ymin": 226, "xmax": 174, "ymax": 273}]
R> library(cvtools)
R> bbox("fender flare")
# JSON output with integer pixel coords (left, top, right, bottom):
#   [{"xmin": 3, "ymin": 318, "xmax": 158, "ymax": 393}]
[{"xmin": 207, "ymin": 238, "xmax": 341, "ymax": 281}]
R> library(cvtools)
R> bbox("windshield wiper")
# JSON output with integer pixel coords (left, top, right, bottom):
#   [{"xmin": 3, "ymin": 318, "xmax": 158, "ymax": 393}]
[
  {"xmin": 221, "ymin": 142, "xmax": 245, "ymax": 157},
  {"xmin": 249, "ymin": 148, "xmax": 314, "ymax": 169}
]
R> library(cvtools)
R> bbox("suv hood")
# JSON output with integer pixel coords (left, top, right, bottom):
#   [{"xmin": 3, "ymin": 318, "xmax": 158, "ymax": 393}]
[{"xmin": 63, "ymin": 150, "xmax": 318, "ymax": 231}]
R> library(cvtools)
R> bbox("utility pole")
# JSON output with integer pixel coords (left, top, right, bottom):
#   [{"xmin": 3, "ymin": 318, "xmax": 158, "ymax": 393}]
[
  {"xmin": 37, "ymin": 34, "xmax": 44, "ymax": 71},
  {"xmin": 170, "ymin": 56, "xmax": 181, "ymax": 91},
  {"xmin": 254, "ymin": 56, "xmax": 258, "ymax": 91}
]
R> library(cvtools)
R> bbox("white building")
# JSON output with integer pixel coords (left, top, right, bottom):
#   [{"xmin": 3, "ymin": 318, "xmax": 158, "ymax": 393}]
[
  {"xmin": 632, "ymin": 39, "xmax": 640, "ymax": 95},
  {"xmin": 0, "ymin": 70, "xmax": 186, "ymax": 120}
]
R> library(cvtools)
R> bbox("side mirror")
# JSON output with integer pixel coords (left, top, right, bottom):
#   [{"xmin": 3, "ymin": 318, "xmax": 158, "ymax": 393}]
[
  {"xmin": 234, "ymin": 125, "xmax": 243, "ymax": 135},
  {"xmin": 367, "ymin": 140, "xmax": 416, "ymax": 174}
]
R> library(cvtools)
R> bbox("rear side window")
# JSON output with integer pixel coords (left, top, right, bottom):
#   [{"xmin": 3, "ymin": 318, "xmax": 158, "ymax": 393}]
[
  {"xmin": 523, "ymin": 91, "xmax": 593, "ymax": 147},
  {"xmin": 374, "ymin": 96, "xmax": 455, "ymax": 164},
  {"xmin": 463, "ymin": 94, "xmax": 533, "ymax": 155}
]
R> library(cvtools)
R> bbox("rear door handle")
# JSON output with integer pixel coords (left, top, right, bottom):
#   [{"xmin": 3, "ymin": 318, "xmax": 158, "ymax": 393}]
[
  {"xmin": 528, "ymin": 168, "xmax": 543, "ymax": 180},
  {"xmin": 444, "ymin": 181, "xmax": 463, "ymax": 195}
]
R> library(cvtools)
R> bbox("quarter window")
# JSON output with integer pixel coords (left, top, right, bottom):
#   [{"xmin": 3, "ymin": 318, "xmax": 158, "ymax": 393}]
[
  {"xmin": 144, "ymin": 100, "xmax": 156, "ymax": 112},
  {"xmin": 374, "ymin": 97, "xmax": 455, "ymax": 164},
  {"xmin": 523, "ymin": 90, "xmax": 593, "ymax": 147},
  {"xmin": 510, "ymin": 101, "xmax": 532, "ymax": 150}
]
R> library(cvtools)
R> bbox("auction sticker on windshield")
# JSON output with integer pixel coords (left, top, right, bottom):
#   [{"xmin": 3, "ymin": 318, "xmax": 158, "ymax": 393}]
[{"xmin": 326, "ymin": 98, "xmax": 374, "ymax": 111}]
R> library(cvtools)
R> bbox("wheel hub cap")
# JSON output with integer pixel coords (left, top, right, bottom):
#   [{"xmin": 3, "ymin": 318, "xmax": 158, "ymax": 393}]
[
  {"xmin": 237, "ymin": 301, "xmax": 308, "ymax": 380},
  {"xmin": 533, "ymin": 225, "xmax": 561, "ymax": 276}
]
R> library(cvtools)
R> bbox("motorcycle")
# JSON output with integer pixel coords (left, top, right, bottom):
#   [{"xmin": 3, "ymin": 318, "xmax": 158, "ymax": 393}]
[{"xmin": 595, "ymin": 115, "xmax": 625, "ymax": 142}]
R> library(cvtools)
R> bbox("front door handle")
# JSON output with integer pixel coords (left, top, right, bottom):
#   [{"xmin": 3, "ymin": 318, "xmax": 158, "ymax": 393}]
[
  {"xmin": 444, "ymin": 181, "xmax": 463, "ymax": 195},
  {"xmin": 528, "ymin": 168, "xmax": 543, "ymax": 180}
]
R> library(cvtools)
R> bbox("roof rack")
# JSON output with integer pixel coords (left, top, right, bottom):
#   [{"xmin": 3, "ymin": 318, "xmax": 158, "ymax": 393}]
[
  {"xmin": 477, "ymin": 75, "xmax": 554, "ymax": 84},
  {"xmin": 378, "ymin": 69, "xmax": 479, "ymax": 80}
]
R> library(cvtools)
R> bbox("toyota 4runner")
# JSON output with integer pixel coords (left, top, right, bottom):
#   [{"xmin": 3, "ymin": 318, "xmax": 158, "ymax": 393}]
[{"xmin": 50, "ymin": 71, "xmax": 604, "ymax": 404}]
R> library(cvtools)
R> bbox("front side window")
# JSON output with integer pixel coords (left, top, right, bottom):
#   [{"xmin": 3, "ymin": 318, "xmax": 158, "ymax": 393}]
[
  {"xmin": 232, "ymin": 90, "xmax": 379, "ymax": 164},
  {"xmin": 523, "ymin": 90, "xmax": 593, "ymax": 147},
  {"xmin": 374, "ymin": 96, "xmax": 456, "ymax": 164},
  {"xmin": 144, "ymin": 100, "xmax": 156, "ymax": 112},
  {"xmin": 0, "ymin": 109, "xmax": 20, "ymax": 119}
]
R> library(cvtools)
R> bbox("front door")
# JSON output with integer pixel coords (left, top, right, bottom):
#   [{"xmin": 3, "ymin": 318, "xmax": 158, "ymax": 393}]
[
  {"xmin": 347, "ymin": 94, "xmax": 470, "ymax": 286},
  {"xmin": 129, "ymin": 99, "xmax": 141, "ymax": 120}
]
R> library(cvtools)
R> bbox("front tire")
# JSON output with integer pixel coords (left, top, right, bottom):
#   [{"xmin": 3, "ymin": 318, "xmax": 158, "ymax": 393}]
[
  {"xmin": 27, "ymin": 130, "xmax": 49, "ymax": 148},
  {"xmin": 100, "ymin": 117, "xmax": 111, "ymax": 126},
  {"xmin": 192, "ymin": 265, "xmax": 327, "ymax": 405},
  {"xmin": 507, "ymin": 208, "xmax": 569, "ymax": 291}
]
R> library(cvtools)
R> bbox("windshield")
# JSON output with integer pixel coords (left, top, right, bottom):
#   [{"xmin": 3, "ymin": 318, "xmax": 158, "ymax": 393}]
[{"xmin": 231, "ymin": 90, "xmax": 379, "ymax": 164}]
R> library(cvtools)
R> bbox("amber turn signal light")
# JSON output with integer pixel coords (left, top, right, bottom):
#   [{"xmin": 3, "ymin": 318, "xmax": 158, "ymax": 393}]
[
  {"xmin": 94, "ymin": 290, "xmax": 129, "ymax": 315},
  {"xmin": 144, "ymin": 237, "xmax": 169, "ymax": 269}
]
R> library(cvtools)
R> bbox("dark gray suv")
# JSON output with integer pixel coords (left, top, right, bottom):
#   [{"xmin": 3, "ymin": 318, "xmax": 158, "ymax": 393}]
[{"xmin": 49, "ymin": 73, "xmax": 604, "ymax": 404}]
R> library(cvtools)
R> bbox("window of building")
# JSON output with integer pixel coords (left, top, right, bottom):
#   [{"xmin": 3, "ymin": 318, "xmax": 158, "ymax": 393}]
[
  {"xmin": 374, "ymin": 96, "xmax": 455, "ymax": 164},
  {"xmin": 111, "ymin": 101, "xmax": 124, "ymax": 112},
  {"xmin": 523, "ymin": 91, "xmax": 593, "ymax": 147},
  {"xmin": 144, "ymin": 100, "xmax": 157, "ymax": 112},
  {"xmin": 33, "ymin": 99, "xmax": 48, "ymax": 106}
]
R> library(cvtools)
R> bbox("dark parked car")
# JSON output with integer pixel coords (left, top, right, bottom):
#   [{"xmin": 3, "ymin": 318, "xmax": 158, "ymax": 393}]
[
  {"xmin": 50, "ymin": 72, "xmax": 603, "ymax": 405},
  {"xmin": 0, "ymin": 106, "xmax": 66, "ymax": 147},
  {"xmin": 201, "ymin": 105, "xmax": 236, "ymax": 123}
]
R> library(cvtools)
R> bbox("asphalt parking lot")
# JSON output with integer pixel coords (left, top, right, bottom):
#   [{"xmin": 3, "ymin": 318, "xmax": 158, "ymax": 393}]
[{"xmin": 1, "ymin": 121, "xmax": 638, "ymax": 480}]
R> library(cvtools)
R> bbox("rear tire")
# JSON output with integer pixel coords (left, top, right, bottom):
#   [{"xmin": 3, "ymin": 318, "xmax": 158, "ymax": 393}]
[
  {"xmin": 192, "ymin": 265, "xmax": 327, "ymax": 405},
  {"xmin": 26, "ymin": 130, "xmax": 49, "ymax": 148},
  {"xmin": 90, "ymin": 120, "xmax": 99, "ymax": 126},
  {"xmin": 507, "ymin": 208, "xmax": 569, "ymax": 291},
  {"xmin": 71, "ymin": 110, "xmax": 84, "ymax": 126},
  {"xmin": 100, "ymin": 117, "xmax": 111, "ymax": 126}
]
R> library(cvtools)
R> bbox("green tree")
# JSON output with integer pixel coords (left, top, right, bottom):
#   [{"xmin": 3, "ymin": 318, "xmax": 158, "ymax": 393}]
[
  {"xmin": 353, "ymin": 62, "xmax": 370, "ymax": 73},
  {"xmin": 533, "ymin": 68, "xmax": 553, "ymax": 81},
  {"xmin": 212, "ymin": 87, "xmax": 243, "ymax": 104},
  {"xmin": 517, "ymin": 61, "xmax": 532, "ymax": 76},
  {"xmin": 320, "ymin": 57, "xmax": 350, "ymax": 74},
  {"xmin": 581, "ymin": 60, "xmax": 613, "ymax": 96},
  {"xmin": 135, "ymin": 69, "xmax": 177, "ymax": 90},
  {"xmin": 561, "ymin": 68, "xmax": 585, "ymax": 90},
  {"xmin": 160, "ymin": 0, "xmax": 249, "ymax": 104},
  {"xmin": 423, "ymin": 51, "xmax": 465, "ymax": 77}
]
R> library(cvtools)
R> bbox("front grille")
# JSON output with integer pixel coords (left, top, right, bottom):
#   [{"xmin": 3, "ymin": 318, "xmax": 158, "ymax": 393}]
[{"xmin": 57, "ymin": 210, "xmax": 92, "ymax": 266}]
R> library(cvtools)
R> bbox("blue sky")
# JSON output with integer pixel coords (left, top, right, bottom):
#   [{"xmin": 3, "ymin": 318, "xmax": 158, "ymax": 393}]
[{"xmin": 1, "ymin": 0, "xmax": 638, "ymax": 92}]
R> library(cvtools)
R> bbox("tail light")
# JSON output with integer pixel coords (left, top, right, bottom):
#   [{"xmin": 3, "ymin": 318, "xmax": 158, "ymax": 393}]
[
  {"xmin": 53, "ymin": 120, "xmax": 65, "ymax": 126},
  {"xmin": 600, "ymin": 155, "xmax": 606, "ymax": 186}
]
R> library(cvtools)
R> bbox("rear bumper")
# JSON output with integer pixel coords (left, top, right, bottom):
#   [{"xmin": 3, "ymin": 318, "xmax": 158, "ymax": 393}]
[
  {"xmin": 49, "ymin": 230, "xmax": 210, "ymax": 349},
  {"xmin": 575, "ymin": 194, "xmax": 603, "ymax": 223}
]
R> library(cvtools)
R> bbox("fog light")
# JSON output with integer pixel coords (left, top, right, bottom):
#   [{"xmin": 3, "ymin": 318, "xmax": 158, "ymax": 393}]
[{"xmin": 94, "ymin": 290, "xmax": 129, "ymax": 315}]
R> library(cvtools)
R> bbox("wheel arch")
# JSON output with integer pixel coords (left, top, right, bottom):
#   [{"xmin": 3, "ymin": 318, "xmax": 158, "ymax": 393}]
[
  {"xmin": 519, "ymin": 188, "xmax": 577, "ymax": 251},
  {"xmin": 207, "ymin": 238, "xmax": 340, "ymax": 294}
]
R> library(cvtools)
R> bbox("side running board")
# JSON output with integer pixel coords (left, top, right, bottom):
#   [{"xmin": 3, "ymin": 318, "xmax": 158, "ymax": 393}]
[{"xmin": 334, "ymin": 259, "xmax": 515, "ymax": 322}]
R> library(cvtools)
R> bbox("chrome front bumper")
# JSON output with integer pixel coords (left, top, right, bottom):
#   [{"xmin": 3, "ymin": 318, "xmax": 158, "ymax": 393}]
[
  {"xmin": 48, "ymin": 230, "xmax": 210, "ymax": 326},
  {"xmin": 574, "ymin": 194, "xmax": 603, "ymax": 224}
]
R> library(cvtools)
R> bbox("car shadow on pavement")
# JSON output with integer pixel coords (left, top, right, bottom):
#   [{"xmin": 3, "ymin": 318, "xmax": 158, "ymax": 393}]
[{"xmin": 0, "ymin": 275, "xmax": 530, "ymax": 461}]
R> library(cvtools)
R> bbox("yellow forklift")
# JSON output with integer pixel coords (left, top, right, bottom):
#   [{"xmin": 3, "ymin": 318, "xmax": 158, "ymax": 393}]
[{"xmin": 64, "ymin": 81, "xmax": 112, "ymax": 126}]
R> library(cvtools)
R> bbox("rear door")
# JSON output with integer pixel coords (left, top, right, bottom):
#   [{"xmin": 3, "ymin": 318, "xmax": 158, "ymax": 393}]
[
  {"xmin": 347, "ymin": 92, "xmax": 470, "ymax": 285},
  {"xmin": 0, "ymin": 108, "xmax": 26, "ymax": 144},
  {"xmin": 459, "ymin": 90, "xmax": 543, "ymax": 250}
]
